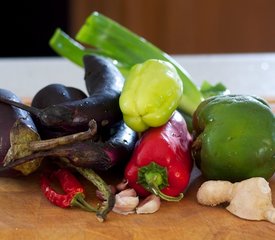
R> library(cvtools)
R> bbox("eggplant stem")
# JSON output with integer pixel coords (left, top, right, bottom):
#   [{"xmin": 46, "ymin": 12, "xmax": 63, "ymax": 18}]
[
  {"xmin": 1, "ymin": 151, "xmax": 58, "ymax": 169},
  {"xmin": 0, "ymin": 97, "xmax": 41, "ymax": 116},
  {"xmin": 29, "ymin": 120, "xmax": 97, "ymax": 151},
  {"xmin": 0, "ymin": 120, "xmax": 97, "ymax": 170}
]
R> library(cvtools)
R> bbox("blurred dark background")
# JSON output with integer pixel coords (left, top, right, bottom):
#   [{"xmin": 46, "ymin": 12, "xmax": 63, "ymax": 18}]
[
  {"xmin": 0, "ymin": 1, "xmax": 69, "ymax": 57},
  {"xmin": 1, "ymin": 0, "xmax": 275, "ymax": 57}
]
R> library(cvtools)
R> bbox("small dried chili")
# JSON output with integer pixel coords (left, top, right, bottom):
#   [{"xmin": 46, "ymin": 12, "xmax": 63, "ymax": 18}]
[{"xmin": 41, "ymin": 168, "xmax": 97, "ymax": 212}]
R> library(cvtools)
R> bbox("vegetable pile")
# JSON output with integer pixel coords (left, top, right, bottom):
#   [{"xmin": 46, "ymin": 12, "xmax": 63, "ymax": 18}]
[{"xmin": 0, "ymin": 12, "xmax": 275, "ymax": 224}]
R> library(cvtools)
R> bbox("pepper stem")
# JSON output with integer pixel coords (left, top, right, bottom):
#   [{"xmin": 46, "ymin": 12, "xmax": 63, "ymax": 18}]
[
  {"xmin": 138, "ymin": 162, "xmax": 183, "ymax": 202},
  {"xmin": 71, "ymin": 192, "xmax": 98, "ymax": 212},
  {"xmin": 148, "ymin": 180, "xmax": 184, "ymax": 202},
  {"xmin": 61, "ymin": 158, "xmax": 115, "ymax": 222}
]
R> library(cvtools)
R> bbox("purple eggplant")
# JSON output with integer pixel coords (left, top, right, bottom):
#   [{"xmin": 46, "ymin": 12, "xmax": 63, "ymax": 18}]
[
  {"xmin": 31, "ymin": 83, "xmax": 87, "ymax": 139},
  {"xmin": 0, "ymin": 120, "xmax": 138, "ymax": 172},
  {"xmin": 31, "ymin": 83, "xmax": 87, "ymax": 109},
  {"xmin": 0, "ymin": 55, "xmax": 124, "ymax": 135},
  {"xmin": 0, "ymin": 89, "xmax": 42, "ymax": 177}
]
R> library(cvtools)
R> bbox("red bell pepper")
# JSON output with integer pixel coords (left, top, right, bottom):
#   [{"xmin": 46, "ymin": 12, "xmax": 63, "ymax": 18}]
[{"xmin": 124, "ymin": 111, "xmax": 193, "ymax": 201}]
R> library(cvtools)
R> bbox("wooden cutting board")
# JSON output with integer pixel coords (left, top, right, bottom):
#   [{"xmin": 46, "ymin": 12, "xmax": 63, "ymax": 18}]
[
  {"xmin": 1, "ymin": 98, "xmax": 275, "ymax": 240},
  {"xmin": 0, "ymin": 166, "xmax": 274, "ymax": 240}
]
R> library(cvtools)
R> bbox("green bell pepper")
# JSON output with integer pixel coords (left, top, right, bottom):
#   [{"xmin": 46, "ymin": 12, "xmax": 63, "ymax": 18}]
[
  {"xmin": 119, "ymin": 59, "xmax": 183, "ymax": 132},
  {"xmin": 192, "ymin": 94, "xmax": 275, "ymax": 182}
]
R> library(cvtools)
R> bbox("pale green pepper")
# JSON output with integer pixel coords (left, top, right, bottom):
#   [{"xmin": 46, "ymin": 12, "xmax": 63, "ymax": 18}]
[{"xmin": 119, "ymin": 59, "xmax": 183, "ymax": 132}]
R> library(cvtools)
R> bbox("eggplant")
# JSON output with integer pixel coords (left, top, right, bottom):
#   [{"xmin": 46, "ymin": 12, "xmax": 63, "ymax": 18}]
[
  {"xmin": 0, "ymin": 55, "xmax": 124, "ymax": 135},
  {"xmin": 0, "ymin": 89, "xmax": 42, "ymax": 177},
  {"xmin": 31, "ymin": 83, "xmax": 87, "ymax": 109},
  {"xmin": 0, "ymin": 120, "xmax": 138, "ymax": 172},
  {"xmin": 31, "ymin": 83, "xmax": 87, "ymax": 138}
]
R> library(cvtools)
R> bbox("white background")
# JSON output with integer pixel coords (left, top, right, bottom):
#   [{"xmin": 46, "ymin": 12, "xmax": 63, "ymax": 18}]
[{"xmin": 0, "ymin": 53, "xmax": 275, "ymax": 99}]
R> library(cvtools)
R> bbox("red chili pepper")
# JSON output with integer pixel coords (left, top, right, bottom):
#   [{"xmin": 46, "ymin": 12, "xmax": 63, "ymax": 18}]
[
  {"xmin": 41, "ymin": 168, "xmax": 97, "ymax": 212},
  {"xmin": 124, "ymin": 111, "xmax": 193, "ymax": 201}
]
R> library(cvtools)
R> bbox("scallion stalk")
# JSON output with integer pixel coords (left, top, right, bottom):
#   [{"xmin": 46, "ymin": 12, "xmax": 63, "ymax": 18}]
[
  {"xmin": 49, "ymin": 28, "xmax": 130, "ymax": 76},
  {"xmin": 49, "ymin": 28, "xmax": 92, "ymax": 67},
  {"xmin": 75, "ymin": 12, "xmax": 204, "ymax": 115}
]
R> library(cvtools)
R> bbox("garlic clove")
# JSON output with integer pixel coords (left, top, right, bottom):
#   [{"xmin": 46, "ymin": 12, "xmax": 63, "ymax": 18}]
[
  {"xmin": 116, "ymin": 188, "xmax": 137, "ymax": 198},
  {"xmin": 112, "ymin": 194, "xmax": 139, "ymax": 215},
  {"xmin": 112, "ymin": 208, "xmax": 136, "ymax": 215},
  {"xmin": 136, "ymin": 194, "xmax": 161, "ymax": 214},
  {"xmin": 112, "ymin": 188, "xmax": 139, "ymax": 215}
]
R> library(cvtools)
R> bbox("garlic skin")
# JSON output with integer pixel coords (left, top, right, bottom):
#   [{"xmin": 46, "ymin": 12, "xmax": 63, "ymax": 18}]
[
  {"xmin": 136, "ymin": 194, "xmax": 161, "ymax": 214},
  {"xmin": 116, "ymin": 188, "xmax": 137, "ymax": 197},
  {"xmin": 112, "ymin": 188, "xmax": 139, "ymax": 215}
]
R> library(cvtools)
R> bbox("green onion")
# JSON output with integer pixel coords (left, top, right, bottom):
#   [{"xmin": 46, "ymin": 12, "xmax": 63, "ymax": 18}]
[
  {"xmin": 49, "ymin": 28, "xmax": 92, "ymax": 67},
  {"xmin": 75, "ymin": 12, "xmax": 204, "ymax": 115},
  {"xmin": 49, "ymin": 12, "xmax": 204, "ymax": 115},
  {"xmin": 49, "ymin": 28, "xmax": 130, "ymax": 76},
  {"xmin": 200, "ymin": 81, "xmax": 230, "ymax": 98}
]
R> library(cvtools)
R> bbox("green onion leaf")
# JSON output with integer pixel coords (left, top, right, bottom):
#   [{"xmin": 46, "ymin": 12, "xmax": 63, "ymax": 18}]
[{"xmin": 75, "ymin": 12, "xmax": 204, "ymax": 115}]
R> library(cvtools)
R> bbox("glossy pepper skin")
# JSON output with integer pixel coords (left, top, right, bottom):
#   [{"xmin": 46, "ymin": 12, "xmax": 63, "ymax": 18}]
[
  {"xmin": 124, "ymin": 111, "xmax": 193, "ymax": 201},
  {"xmin": 41, "ymin": 168, "xmax": 97, "ymax": 212},
  {"xmin": 119, "ymin": 59, "xmax": 183, "ymax": 132},
  {"xmin": 192, "ymin": 94, "xmax": 275, "ymax": 182}
]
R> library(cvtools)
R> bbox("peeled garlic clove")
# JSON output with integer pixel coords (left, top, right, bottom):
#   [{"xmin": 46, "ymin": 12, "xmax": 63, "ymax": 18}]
[
  {"xmin": 112, "ymin": 188, "xmax": 139, "ymax": 215},
  {"xmin": 112, "ymin": 194, "xmax": 139, "ymax": 215},
  {"xmin": 112, "ymin": 208, "xmax": 136, "ymax": 215},
  {"xmin": 136, "ymin": 194, "xmax": 161, "ymax": 214},
  {"xmin": 117, "ymin": 188, "xmax": 137, "ymax": 198}
]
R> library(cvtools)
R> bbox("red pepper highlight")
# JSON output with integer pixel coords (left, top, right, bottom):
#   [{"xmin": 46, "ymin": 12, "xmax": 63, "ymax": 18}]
[
  {"xmin": 124, "ymin": 111, "xmax": 193, "ymax": 201},
  {"xmin": 41, "ymin": 168, "xmax": 97, "ymax": 212}
]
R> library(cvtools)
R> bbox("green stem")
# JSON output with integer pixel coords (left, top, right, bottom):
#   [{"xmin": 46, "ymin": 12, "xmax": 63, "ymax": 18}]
[
  {"xmin": 49, "ymin": 28, "xmax": 92, "ymax": 67},
  {"xmin": 49, "ymin": 28, "xmax": 130, "ymax": 76},
  {"xmin": 138, "ymin": 162, "xmax": 183, "ymax": 202},
  {"xmin": 148, "ymin": 182, "xmax": 184, "ymax": 202},
  {"xmin": 145, "ymin": 172, "xmax": 184, "ymax": 202},
  {"xmin": 75, "ymin": 12, "xmax": 204, "ymax": 115},
  {"xmin": 71, "ymin": 193, "xmax": 98, "ymax": 212},
  {"xmin": 61, "ymin": 158, "xmax": 115, "ymax": 222}
]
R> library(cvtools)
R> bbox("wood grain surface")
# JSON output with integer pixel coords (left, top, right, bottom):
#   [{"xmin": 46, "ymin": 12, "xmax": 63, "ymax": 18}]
[{"xmin": 0, "ymin": 166, "xmax": 274, "ymax": 240}]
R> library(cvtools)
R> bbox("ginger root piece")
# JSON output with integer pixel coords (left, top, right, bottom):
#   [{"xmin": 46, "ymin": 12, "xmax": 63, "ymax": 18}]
[{"xmin": 197, "ymin": 177, "xmax": 275, "ymax": 223}]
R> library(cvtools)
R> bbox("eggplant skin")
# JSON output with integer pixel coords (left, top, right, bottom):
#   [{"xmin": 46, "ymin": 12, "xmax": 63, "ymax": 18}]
[
  {"xmin": 31, "ymin": 83, "xmax": 87, "ymax": 109},
  {"xmin": 0, "ymin": 89, "xmax": 37, "ymax": 177},
  {"xmin": 102, "ymin": 121, "xmax": 138, "ymax": 169},
  {"xmin": 0, "ymin": 120, "xmax": 138, "ymax": 172},
  {"xmin": 0, "ymin": 56, "xmax": 124, "ymax": 137},
  {"xmin": 83, "ymin": 55, "xmax": 124, "ymax": 96},
  {"xmin": 48, "ymin": 121, "xmax": 138, "ymax": 171},
  {"xmin": 34, "ymin": 55, "xmax": 124, "ymax": 135},
  {"xmin": 80, "ymin": 54, "xmax": 125, "ymax": 128},
  {"xmin": 31, "ymin": 84, "xmax": 87, "ymax": 139}
]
